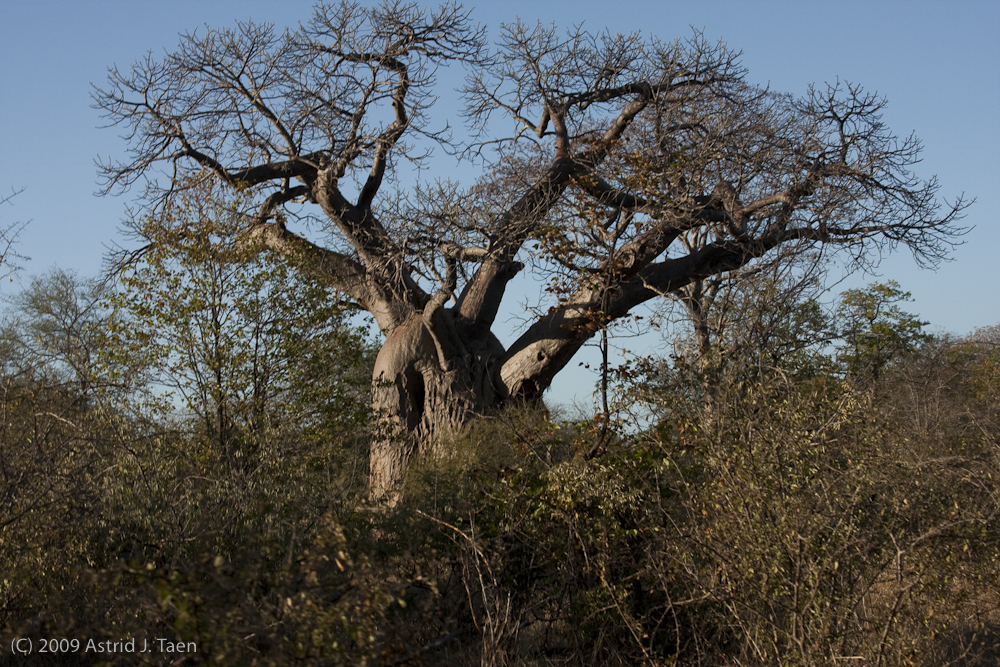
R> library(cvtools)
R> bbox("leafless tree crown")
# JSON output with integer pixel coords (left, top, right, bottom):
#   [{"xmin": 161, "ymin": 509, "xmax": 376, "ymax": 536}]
[{"xmin": 94, "ymin": 1, "xmax": 967, "ymax": 398}]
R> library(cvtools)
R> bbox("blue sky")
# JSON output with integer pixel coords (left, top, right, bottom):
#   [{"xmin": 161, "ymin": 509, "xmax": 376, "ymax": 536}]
[{"xmin": 1, "ymin": 1, "xmax": 998, "ymax": 404}]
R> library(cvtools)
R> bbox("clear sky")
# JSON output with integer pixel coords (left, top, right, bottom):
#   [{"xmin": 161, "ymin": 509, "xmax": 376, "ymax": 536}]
[{"xmin": 1, "ymin": 1, "xmax": 998, "ymax": 405}]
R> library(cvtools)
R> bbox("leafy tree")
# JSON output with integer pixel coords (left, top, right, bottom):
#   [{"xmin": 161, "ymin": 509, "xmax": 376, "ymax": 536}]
[
  {"xmin": 1, "ymin": 269, "xmax": 105, "ymax": 389},
  {"xmin": 835, "ymin": 280, "xmax": 929, "ymax": 385},
  {"xmin": 93, "ymin": 1, "xmax": 968, "ymax": 495},
  {"xmin": 0, "ymin": 270, "xmax": 116, "ymax": 639},
  {"xmin": 104, "ymin": 183, "xmax": 374, "ymax": 481}
]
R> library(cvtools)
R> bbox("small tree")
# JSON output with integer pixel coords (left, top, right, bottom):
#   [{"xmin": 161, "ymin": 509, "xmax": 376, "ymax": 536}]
[
  {"xmin": 104, "ymin": 183, "xmax": 374, "ymax": 480},
  {"xmin": 836, "ymin": 280, "xmax": 929, "ymax": 386},
  {"xmin": 94, "ymin": 1, "xmax": 968, "ymax": 495}
]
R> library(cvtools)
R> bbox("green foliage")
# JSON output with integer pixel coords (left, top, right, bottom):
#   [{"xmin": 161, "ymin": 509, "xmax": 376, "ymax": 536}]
[
  {"xmin": 836, "ymin": 280, "xmax": 930, "ymax": 385},
  {"xmin": 103, "ymin": 185, "xmax": 373, "ymax": 455},
  {"xmin": 2, "ymin": 254, "xmax": 998, "ymax": 665},
  {"xmin": 1, "ymin": 187, "xmax": 382, "ymax": 663}
]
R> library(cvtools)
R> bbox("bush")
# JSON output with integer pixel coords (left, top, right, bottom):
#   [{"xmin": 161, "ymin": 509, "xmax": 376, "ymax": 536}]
[{"xmin": 3, "ymin": 270, "xmax": 998, "ymax": 665}]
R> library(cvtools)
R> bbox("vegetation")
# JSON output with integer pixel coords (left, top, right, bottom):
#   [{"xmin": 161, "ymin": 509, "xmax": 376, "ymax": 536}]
[
  {"xmin": 2, "ymin": 3, "xmax": 995, "ymax": 665},
  {"xmin": 2, "ymin": 249, "xmax": 998, "ymax": 666}
]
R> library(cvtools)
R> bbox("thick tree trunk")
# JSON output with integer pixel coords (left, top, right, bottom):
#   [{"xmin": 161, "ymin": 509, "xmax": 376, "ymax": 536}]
[{"xmin": 369, "ymin": 314, "xmax": 507, "ymax": 498}]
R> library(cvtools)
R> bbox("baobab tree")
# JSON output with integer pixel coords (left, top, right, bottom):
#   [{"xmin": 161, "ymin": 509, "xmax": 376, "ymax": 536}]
[{"xmin": 94, "ymin": 2, "xmax": 966, "ymax": 496}]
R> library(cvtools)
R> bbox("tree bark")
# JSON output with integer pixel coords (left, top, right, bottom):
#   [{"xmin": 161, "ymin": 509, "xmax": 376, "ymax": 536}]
[{"xmin": 369, "ymin": 311, "xmax": 508, "ymax": 497}]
